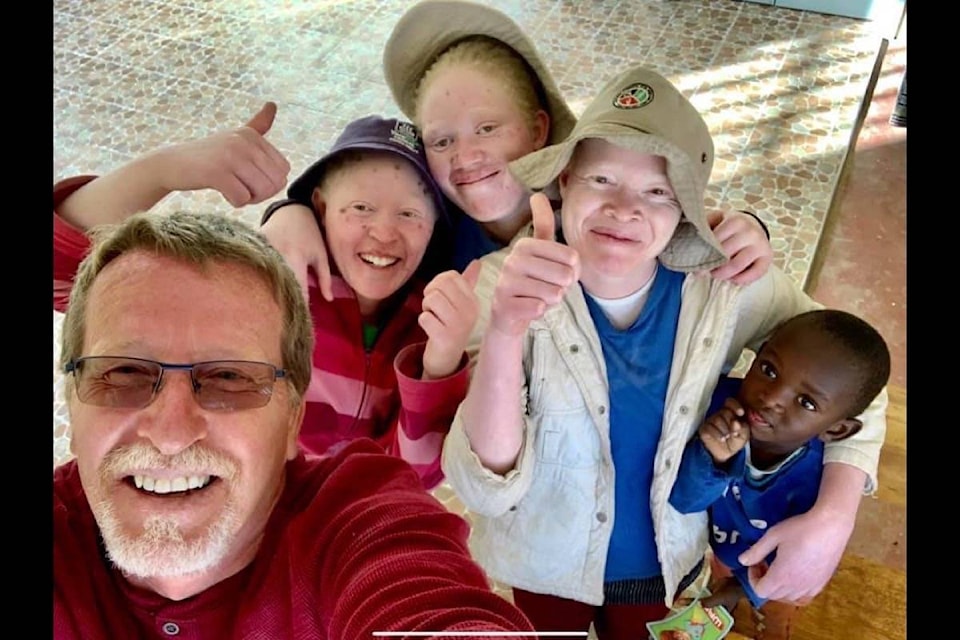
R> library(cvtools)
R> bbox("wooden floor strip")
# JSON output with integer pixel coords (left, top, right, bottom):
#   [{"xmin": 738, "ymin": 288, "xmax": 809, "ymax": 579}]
[{"xmin": 790, "ymin": 383, "xmax": 906, "ymax": 640}]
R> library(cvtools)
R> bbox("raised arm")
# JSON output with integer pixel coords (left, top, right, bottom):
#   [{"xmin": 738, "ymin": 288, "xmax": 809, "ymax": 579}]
[
  {"xmin": 57, "ymin": 102, "xmax": 289, "ymax": 231},
  {"xmin": 459, "ymin": 194, "xmax": 579, "ymax": 474},
  {"xmin": 392, "ymin": 261, "xmax": 482, "ymax": 488},
  {"xmin": 670, "ymin": 397, "xmax": 750, "ymax": 513},
  {"xmin": 54, "ymin": 103, "xmax": 290, "ymax": 312}
]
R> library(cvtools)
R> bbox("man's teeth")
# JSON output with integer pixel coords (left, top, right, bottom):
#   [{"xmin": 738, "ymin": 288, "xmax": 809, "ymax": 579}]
[
  {"xmin": 360, "ymin": 254, "xmax": 399, "ymax": 267},
  {"xmin": 133, "ymin": 475, "xmax": 212, "ymax": 494}
]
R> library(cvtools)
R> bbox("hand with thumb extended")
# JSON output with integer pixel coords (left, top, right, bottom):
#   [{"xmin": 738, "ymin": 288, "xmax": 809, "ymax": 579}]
[
  {"xmin": 159, "ymin": 101, "xmax": 291, "ymax": 207},
  {"xmin": 531, "ymin": 192, "xmax": 557, "ymax": 242},
  {"xmin": 420, "ymin": 260, "xmax": 483, "ymax": 379},
  {"xmin": 245, "ymin": 101, "xmax": 278, "ymax": 136},
  {"xmin": 488, "ymin": 194, "xmax": 579, "ymax": 337}
]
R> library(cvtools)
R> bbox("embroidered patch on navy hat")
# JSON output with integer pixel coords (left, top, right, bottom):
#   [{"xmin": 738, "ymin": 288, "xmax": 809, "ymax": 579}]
[
  {"xmin": 390, "ymin": 120, "xmax": 421, "ymax": 152},
  {"xmin": 613, "ymin": 82, "xmax": 654, "ymax": 109}
]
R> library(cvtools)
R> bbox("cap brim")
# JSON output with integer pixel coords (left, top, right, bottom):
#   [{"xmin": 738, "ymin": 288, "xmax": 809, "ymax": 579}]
[
  {"xmin": 288, "ymin": 140, "xmax": 448, "ymax": 226},
  {"xmin": 509, "ymin": 124, "xmax": 728, "ymax": 272},
  {"xmin": 383, "ymin": 0, "xmax": 576, "ymax": 144}
]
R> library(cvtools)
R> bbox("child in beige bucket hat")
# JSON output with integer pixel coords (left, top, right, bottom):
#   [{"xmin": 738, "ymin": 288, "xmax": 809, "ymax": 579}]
[
  {"xmin": 259, "ymin": 0, "xmax": 774, "ymax": 298},
  {"xmin": 440, "ymin": 63, "xmax": 889, "ymax": 636},
  {"xmin": 381, "ymin": 0, "xmax": 576, "ymax": 146},
  {"xmin": 508, "ymin": 64, "xmax": 727, "ymax": 274}
]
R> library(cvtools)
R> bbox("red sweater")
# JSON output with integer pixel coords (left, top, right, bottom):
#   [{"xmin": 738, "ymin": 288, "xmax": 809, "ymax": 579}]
[
  {"xmin": 54, "ymin": 439, "xmax": 533, "ymax": 639},
  {"xmin": 53, "ymin": 177, "xmax": 461, "ymax": 488}
]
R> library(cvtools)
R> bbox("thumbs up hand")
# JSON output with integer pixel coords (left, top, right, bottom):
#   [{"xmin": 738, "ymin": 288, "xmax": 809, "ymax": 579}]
[
  {"xmin": 420, "ymin": 259, "xmax": 483, "ymax": 380},
  {"xmin": 156, "ymin": 101, "xmax": 291, "ymax": 207},
  {"xmin": 530, "ymin": 191, "xmax": 557, "ymax": 242},
  {"xmin": 489, "ymin": 193, "xmax": 580, "ymax": 337}
]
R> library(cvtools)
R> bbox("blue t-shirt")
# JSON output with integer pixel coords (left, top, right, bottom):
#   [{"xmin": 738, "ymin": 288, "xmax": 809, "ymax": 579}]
[
  {"xmin": 450, "ymin": 201, "xmax": 564, "ymax": 272},
  {"xmin": 584, "ymin": 266, "xmax": 685, "ymax": 582},
  {"xmin": 451, "ymin": 213, "xmax": 504, "ymax": 272}
]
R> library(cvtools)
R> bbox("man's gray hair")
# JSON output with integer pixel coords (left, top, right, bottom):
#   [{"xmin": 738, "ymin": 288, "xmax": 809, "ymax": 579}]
[{"xmin": 59, "ymin": 211, "xmax": 313, "ymax": 404}]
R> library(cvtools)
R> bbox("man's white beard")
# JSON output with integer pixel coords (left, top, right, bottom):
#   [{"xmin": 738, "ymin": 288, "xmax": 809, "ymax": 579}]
[
  {"xmin": 95, "ymin": 501, "xmax": 240, "ymax": 579},
  {"xmin": 93, "ymin": 443, "xmax": 240, "ymax": 579}
]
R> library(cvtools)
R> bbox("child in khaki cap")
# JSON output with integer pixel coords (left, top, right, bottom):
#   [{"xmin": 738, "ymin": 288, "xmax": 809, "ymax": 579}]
[{"xmin": 440, "ymin": 64, "xmax": 888, "ymax": 638}]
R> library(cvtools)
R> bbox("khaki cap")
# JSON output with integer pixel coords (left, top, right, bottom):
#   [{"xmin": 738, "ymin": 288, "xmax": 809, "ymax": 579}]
[
  {"xmin": 509, "ymin": 65, "xmax": 728, "ymax": 273},
  {"xmin": 382, "ymin": 0, "xmax": 576, "ymax": 145}
]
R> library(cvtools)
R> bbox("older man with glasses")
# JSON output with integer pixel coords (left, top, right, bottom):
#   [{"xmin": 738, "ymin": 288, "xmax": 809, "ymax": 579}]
[{"xmin": 53, "ymin": 153, "xmax": 532, "ymax": 636}]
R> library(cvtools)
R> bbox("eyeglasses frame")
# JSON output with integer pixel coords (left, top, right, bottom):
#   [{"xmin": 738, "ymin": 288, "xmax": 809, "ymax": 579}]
[{"xmin": 64, "ymin": 355, "xmax": 287, "ymax": 410}]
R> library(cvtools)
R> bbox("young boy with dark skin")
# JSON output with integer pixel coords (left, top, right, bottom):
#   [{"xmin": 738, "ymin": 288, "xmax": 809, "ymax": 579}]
[{"xmin": 670, "ymin": 309, "xmax": 891, "ymax": 638}]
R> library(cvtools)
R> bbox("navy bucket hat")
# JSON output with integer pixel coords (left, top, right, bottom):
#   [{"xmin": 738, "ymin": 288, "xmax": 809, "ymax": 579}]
[{"xmin": 287, "ymin": 115, "xmax": 448, "ymax": 226}]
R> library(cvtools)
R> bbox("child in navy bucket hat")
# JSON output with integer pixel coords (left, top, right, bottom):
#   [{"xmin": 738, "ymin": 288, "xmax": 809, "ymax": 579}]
[
  {"xmin": 263, "ymin": 114, "xmax": 476, "ymax": 487},
  {"xmin": 283, "ymin": 115, "xmax": 451, "ymax": 282}
]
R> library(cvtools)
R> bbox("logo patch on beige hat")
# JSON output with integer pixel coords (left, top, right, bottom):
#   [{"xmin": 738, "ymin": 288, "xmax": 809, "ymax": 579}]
[{"xmin": 613, "ymin": 82, "xmax": 654, "ymax": 110}]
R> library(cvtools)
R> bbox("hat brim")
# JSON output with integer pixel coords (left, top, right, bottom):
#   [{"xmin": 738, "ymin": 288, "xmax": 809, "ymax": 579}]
[
  {"xmin": 509, "ymin": 123, "xmax": 728, "ymax": 273},
  {"xmin": 383, "ymin": 0, "xmax": 576, "ymax": 145},
  {"xmin": 288, "ymin": 140, "xmax": 448, "ymax": 227}
]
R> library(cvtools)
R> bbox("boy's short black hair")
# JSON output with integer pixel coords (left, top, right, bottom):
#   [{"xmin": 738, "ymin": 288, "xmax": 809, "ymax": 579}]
[{"xmin": 778, "ymin": 309, "xmax": 891, "ymax": 417}]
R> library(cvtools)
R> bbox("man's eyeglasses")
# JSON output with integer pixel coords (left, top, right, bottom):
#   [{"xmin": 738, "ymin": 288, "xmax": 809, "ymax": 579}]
[{"xmin": 64, "ymin": 356, "xmax": 287, "ymax": 412}]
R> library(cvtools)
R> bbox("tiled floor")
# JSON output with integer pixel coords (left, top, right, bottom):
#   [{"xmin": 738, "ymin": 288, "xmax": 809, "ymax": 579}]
[
  {"xmin": 793, "ymin": 24, "xmax": 906, "ymax": 640},
  {"xmin": 53, "ymin": 1, "xmax": 906, "ymax": 638}
]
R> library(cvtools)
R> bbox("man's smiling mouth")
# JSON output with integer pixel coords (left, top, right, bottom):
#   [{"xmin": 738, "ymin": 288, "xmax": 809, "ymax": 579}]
[{"xmin": 129, "ymin": 474, "xmax": 216, "ymax": 495}]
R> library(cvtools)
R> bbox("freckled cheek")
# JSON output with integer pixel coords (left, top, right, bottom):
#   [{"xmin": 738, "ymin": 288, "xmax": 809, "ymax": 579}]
[
  {"xmin": 426, "ymin": 153, "xmax": 449, "ymax": 182},
  {"xmin": 501, "ymin": 125, "xmax": 537, "ymax": 158},
  {"xmin": 416, "ymin": 222, "xmax": 434, "ymax": 241},
  {"xmin": 324, "ymin": 222, "xmax": 364, "ymax": 257},
  {"xmin": 405, "ymin": 223, "xmax": 434, "ymax": 254}
]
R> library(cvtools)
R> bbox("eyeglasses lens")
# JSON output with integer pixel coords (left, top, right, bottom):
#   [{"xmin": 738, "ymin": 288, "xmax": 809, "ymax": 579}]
[{"xmin": 72, "ymin": 357, "xmax": 278, "ymax": 411}]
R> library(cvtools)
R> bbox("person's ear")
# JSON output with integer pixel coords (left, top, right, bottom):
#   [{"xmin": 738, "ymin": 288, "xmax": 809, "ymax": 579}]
[
  {"xmin": 819, "ymin": 417, "xmax": 862, "ymax": 443},
  {"xmin": 558, "ymin": 167, "xmax": 572, "ymax": 199},
  {"xmin": 285, "ymin": 398, "xmax": 306, "ymax": 461},
  {"xmin": 311, "ymin": 187, "xmax": 327, "ymax": 226},
  {"xmin": 531, "ymin": 109, "xmax": 550, "ymax": 151}
]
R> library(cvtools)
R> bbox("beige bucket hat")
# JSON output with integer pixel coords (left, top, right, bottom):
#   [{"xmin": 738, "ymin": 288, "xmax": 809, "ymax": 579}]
[
  {"xmin": 382, "ymin": 0, "xmax": 576, "ymax": 145},
  {"xmin": 509, "ymin": 65, "xmax": 728, "ymax": 273}
]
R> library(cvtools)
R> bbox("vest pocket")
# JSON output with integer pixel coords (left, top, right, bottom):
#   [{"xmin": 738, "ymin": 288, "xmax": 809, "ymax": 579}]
[{"xmin": 536, "ymin": 408, "xmax": 601, "ymax": 469}]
